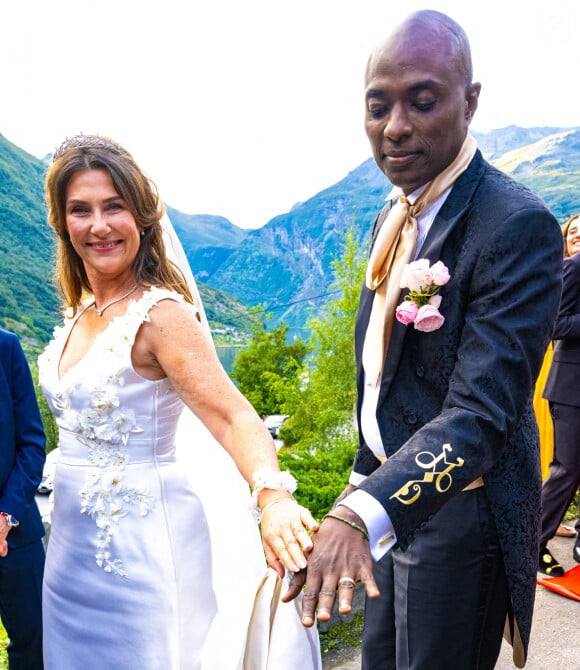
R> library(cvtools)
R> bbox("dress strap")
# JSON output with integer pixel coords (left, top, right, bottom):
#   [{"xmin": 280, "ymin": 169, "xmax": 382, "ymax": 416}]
[{"xmin": 120, "ymin": 286, "xmax": 187, "ymax": 347}]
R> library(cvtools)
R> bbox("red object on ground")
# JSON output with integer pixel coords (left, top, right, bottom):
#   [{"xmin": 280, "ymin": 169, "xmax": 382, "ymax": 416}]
[{"xmin": 537, "ymin": 565, "xmax": 580, "ymax": 601}]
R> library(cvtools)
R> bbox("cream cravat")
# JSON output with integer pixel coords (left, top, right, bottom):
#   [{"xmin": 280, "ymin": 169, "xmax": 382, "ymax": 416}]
[{"xmin": 362, "ymin": 134, "xmax": 478, "ymax": 386}]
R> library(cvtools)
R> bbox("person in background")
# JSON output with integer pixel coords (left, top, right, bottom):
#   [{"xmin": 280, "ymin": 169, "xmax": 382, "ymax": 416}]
[
  {"xmin": 539, "ymin": 213, "xmax": 580, "ymax": 575},
  {"xmin": 39, "ymin": 134, "xmax": 320, "ymax": 669},
  {"xmin": 0, "ymin": 327, "xmax": 46, "ymax": 669},
  {"xmin": 284, "ymin": 10, "xmax": 563, "ymax": 669}
]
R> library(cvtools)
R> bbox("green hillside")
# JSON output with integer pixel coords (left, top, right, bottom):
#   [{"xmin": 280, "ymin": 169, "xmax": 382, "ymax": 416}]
[
  {"xmin": 0, "ymin": 133, "xmax": 255, "ymax": 353},
  {"xmin": 207, "ymin": 127, "xmax": 580, "ymax": 331},
  {"xmin": 1, "ymin": 126, "xmax": 579, "ymax": 349},
  {"xmin": 0, "ymin": 133, "xmax": 60, "ymax": 348},
  {"xmin": 490, "ymin": 129, "xmax": 580, "ymax": 222}
]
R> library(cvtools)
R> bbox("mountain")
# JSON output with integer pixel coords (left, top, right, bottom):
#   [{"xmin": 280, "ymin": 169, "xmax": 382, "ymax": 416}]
[
  {"xmin": 198, "ymin": 283, "xmax": 255, "ymax": 333},
  {"xmin": 204, "ymin": 157, "xmax": 389, "ymax": 330},
  {"xmin": 0, "ymin": 133, "xmax": 60, "ymax": 349},
  {"xmin": 166, "ymin": 206, "xmax": 248, "ymax": 282},
  {"xmin": 202, "ymin": 126, "xmax": 580, "ymax": 330},
  {"xmin": 473, "ymin": 125, "xmax": 573, "ymax": 160},
  {"xmin": 0, "ymin": 133, "xmax": 254, "ymax": 350},
  {"xmin": 1, "ymin": 126, "xmax": 579, "ymax": 348},
  {"xmin": 484, "ymin": 128, "xmax": 580, "ymax": 222}
]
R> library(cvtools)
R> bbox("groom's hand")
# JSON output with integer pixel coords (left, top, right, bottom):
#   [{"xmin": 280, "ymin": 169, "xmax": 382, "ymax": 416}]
[{"xmin": 281, "ymin": 505, "xmax": 379, "ymax": 627}]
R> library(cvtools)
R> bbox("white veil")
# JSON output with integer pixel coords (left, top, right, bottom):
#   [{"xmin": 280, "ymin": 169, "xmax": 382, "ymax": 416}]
[
  {"xmin": 161, "ymin": 213, "xmax": 210, "ymax": 334},
  {"xmin": 161, "ymin": 213, "xmax": 321, "ymax": 670},
  {"xmin": 161, "ymin": 213, "xmax": 265, "ymax": 667}
]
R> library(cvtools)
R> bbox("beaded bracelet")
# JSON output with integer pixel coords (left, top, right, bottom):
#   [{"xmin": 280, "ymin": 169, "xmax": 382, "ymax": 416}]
[{"xmin": 323, "ymin": 512, "xmax": 370, "ymax": 542}]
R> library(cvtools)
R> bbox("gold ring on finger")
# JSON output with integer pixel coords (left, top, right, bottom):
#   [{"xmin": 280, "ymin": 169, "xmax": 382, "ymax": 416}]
[{"xmin": 338, "ymin": 577, "xmax": 356, "ymax": 588}]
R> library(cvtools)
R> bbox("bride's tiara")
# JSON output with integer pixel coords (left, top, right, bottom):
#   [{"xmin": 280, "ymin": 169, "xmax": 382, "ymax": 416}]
[{"xmin": 52, "ymin": 134, "xmax": 127, "ymax": 162}]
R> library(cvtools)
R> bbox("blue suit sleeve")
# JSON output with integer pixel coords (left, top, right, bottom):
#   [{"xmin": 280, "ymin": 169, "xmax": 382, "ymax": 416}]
[{"xmin": 0, "ymin": 334, "xmax": 46, "ymax": 520}]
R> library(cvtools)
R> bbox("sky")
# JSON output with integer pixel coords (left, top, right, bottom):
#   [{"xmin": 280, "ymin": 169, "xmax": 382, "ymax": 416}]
[{"xmin": 1, "ymin": 0, "xmax": 578, "ymax": 230}]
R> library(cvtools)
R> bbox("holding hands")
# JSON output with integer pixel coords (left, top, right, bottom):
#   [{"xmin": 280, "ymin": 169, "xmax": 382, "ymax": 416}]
[
  {"xmin": 260, "ymin": 496, "xmax": 319, "ymax": 577},
  {"xmin": 282, "ymin": 505, "xmax": 379, "ymax": 627},
  {"xmin": 254, "ymin": 469, "xmax": 379, "ymax": 625}
]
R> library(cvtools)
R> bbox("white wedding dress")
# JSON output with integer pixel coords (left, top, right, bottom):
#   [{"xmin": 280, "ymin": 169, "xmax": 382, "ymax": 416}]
[{"xmin": 39, "ymin": 286, "xmax": 321, "ymax": 670}]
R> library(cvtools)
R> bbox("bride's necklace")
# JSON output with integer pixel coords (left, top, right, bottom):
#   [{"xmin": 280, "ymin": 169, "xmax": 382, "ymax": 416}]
[{"xmin": 92, "ymin": 285, "xmax": 139, "ymax": 317}]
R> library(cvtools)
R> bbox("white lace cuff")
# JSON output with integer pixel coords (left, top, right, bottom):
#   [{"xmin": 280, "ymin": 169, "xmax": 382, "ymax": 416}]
[{"xmin": 250, "ymin": 467, "xmax": 297, "ymax": 521}]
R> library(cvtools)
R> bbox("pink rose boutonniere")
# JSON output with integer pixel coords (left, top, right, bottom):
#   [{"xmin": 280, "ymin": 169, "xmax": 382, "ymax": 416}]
[{"xmin": 395, "ymin": 259, "xmax": 450, "ymax": 333}]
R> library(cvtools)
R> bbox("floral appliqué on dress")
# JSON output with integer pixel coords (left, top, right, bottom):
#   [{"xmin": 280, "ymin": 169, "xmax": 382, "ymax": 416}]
[{"xmin": 39, "ymin": 287, "xmax": 184, "ymax": 577}]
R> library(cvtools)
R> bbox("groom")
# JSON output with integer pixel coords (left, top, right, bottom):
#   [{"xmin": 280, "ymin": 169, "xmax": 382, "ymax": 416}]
[{"xmin": 285, "ymin": 10, "xmax": 563, "ymax": 670}]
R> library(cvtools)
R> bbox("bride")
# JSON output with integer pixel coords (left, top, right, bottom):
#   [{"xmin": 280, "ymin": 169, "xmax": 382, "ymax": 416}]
[{"xmin": 39, "ymin": 134, "xmax": 322, "ymax": 669}]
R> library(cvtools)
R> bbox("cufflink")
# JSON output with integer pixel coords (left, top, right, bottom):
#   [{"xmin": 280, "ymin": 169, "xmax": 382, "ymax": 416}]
[
  {"xmin": 378, "ymin": 534, "xmax": 394, "ymax": 546},
  {"xmin": 0, "ymin": 512, "xmax": 20, "ymax": 528}
]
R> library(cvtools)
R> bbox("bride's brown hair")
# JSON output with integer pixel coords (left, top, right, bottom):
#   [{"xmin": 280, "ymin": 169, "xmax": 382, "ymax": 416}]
[{"xmin": 45, "ymin": 134, "xmax": 194, "ymax": 315}]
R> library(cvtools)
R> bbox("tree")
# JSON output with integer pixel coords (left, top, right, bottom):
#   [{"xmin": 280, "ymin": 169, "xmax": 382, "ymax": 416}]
[
  {"xmin": 280, "ymin": 224, "xmax": 366, "ymax": 445},
  {"xmin": 25, "ymin": 355, "xmax": 59, "ymax": 454},
  {"xmin": 230, "ymin": 317, "xmax": 309, "ymax": 417},
  {"xmin": 277, "ymin": 225, "xmax": 368, "ymax": 518}
]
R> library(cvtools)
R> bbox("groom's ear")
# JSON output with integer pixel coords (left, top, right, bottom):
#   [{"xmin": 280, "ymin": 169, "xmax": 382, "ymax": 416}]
[{"xmin": 464, "ymin": 82, "xmax": 480, "ymax": 124}]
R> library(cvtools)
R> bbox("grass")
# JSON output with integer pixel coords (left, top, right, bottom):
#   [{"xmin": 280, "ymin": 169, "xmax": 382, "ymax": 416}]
[
  {"xmin": 0, "ymin": 622, "xmax": 7, "ymax": 670},
  {"xmin": 563, "ymin": 494, "xmax": 579, "ymax": 523},
  {"xmin": 319, "ymin": 612, "xmax": 364, "ymax": 657}
]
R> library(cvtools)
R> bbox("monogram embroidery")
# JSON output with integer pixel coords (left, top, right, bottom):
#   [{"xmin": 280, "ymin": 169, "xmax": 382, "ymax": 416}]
[{"xmin": 390, "ymin": 443, "xmax": 464, "ymax": 505}]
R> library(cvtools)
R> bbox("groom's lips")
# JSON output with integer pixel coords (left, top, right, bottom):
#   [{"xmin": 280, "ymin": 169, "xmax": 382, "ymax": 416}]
[{"xmin": 383, "ymin": 150, "xmax": 420, "ymax": 168}]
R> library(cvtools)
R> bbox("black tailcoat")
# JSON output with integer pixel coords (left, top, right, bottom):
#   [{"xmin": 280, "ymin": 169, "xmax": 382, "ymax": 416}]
[{"xmin": 353, "ymin": 151, "xmax": 563, "ymax": 664}]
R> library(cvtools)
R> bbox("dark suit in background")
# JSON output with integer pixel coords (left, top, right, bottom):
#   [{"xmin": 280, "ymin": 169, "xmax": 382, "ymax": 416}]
[
  {"xmin": 542, "ymin": 251, "xmax": 580, "ymax": 556},
  {"xmin": 0, "ymin": 328, "xmax": 46, "ymax": 669}
]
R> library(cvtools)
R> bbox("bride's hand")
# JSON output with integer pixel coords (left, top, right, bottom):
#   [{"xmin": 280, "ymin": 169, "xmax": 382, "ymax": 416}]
[{"xmin": 259, "ymin": 497, "xmax": 319, "ymax": 578}]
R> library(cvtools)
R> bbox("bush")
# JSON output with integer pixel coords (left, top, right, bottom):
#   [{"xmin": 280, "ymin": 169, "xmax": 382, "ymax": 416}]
[{"xmin": 278, "ymin": 425, "xmax": 357, "ymax": 520}]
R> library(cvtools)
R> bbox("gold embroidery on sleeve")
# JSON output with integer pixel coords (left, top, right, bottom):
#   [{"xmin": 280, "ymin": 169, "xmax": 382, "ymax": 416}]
[{"xmin": 390, "ymin": 443, "xmax": 464, "ymax": 505}]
